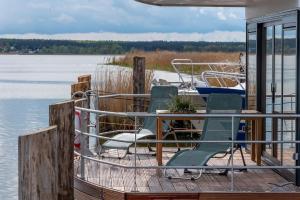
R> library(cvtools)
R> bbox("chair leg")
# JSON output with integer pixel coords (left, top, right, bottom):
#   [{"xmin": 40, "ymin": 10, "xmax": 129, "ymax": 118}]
[
  {"xmin": 148, "ymin": 144, "xmax": 155, "ymax": 152},
  {"xmin": 164, "ymin": 168, "xmax": 203, "ymax": 181},
  {"xmin": 99, "ymin": 147, "xmax": 129, "ymax": 159},
  {"xmin": 97, "ymin": 145, "xmax": 104, "ymax": 156},
  {"xmin": 239, "ymin": 146, "xmax": 247, "ymax": 172},
  {"xmin": 118, "ymin": 149, "xmax": 130, "ymax": 159},
  {"xmin": 158, "ymin": 132, "xmax": 180, "ymax": 153},
  {"xmin": 219, "ymin": 146, "xmax": 247, "ymax": 176},
  {"xmin": 172, "ymin": 132, "xmax": 181, "ymax": 152},
  {"xmin": 219, "ymin": 148, "xmax": 238, "ymax": 176}
]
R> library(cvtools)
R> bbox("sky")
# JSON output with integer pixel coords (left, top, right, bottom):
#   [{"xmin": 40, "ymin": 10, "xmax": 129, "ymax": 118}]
[{"xmin": 0, "ymin": 0, "xmax": 246, "ymax": 42}]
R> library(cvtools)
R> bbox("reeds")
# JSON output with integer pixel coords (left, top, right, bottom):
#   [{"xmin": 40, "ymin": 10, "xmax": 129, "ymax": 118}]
[
  {"xmin": 111, "ymin": 50, "xmax": 244, "ymax": 87},
  {"xmin": 93, "ymin": 66, "xmax": 153, "ymax": 131},
  {"xmin": 111, "ymin": 50, "xmax": 242, "ymax": 73}
]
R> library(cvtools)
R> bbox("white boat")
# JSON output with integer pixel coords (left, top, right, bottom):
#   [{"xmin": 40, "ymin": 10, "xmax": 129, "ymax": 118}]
[{"xmin": 153, "ymin": 58, "xmax": 246, "ymax": 100}]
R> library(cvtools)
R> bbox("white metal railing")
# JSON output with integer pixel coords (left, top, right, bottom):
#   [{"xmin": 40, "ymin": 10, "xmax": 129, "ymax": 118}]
[
  {"xmin": 201, "ymin": 71, "xmax": 246, "ymax": 89},
  {"xmin": 73, "ymin": 94, "xmax": 300, "ymax": 192},
  {"xmin": 170, "ymin": 59, "xmax": 245, "ymax": 90}
]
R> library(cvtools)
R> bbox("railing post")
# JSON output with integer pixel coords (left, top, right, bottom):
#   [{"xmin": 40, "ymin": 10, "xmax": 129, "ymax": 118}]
[
  {"xmin": 132, "ymin": 116, "xmax": 138, "ymax": 192},
  {"xmin": 71, "ymin": 74, "xmax": 92, "ymax": 154},
  {"xmin": 91, "ymin": 93, "xmax": 100, "ymax": 152},
  {"xmin": 80, "ymin": 110, "xmax": 86, "ymax": 180},
  {"xmin": 231, "ymin": 116, "xmax": 234, "ymax": 192}
]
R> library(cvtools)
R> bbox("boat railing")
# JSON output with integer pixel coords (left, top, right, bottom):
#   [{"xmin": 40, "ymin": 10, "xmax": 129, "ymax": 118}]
[
  {"xmin": 200, "ymin": 71, "xmax": 246, "ymax": 89},
  {"xmin": 170, "ymin": 59, "xmax": 245, "ymax": 89},
  {"xmin": 73, "ymin": 93, "xmax": 300, "ymax": 192}
]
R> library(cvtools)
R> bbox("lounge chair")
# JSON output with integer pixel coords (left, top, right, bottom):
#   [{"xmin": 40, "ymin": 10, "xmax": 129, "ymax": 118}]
[
  {"xmin": 164, "ymin": 93, "xmax": 243, "ymax": 180},
  {"xmin": 99, "ymin": 86, "xmax": 178, "ymax": 158}
]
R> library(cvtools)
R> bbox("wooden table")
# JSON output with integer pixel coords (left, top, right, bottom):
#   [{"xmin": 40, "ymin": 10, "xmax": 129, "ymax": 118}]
[{"xmin": 156, "ymin": 110, "xmax": 263, "ymax": 166}]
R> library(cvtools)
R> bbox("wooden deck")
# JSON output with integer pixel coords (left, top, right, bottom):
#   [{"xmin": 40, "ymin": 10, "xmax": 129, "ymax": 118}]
[{"xmin": 74, "ymin": 147, "xmax": 300, "ymax": 194}]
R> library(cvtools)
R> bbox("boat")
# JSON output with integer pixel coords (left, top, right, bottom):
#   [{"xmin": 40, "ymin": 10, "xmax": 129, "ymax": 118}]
[{"xmin": 154, "ymin": 59, "xmax": 246, "ymax": 104}]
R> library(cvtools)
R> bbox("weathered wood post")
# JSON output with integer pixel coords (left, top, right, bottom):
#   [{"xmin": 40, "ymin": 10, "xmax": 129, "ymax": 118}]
[
  {"xmin": 71, "ymin": 82, "xmax": 90, "ymax": 97},
  {"xmin": 19, "ymin": 100, "xmax": 74, "ymax": 200},
  {"xmin": 78, "ymin": 74, "xmax": 91, "ymax": 90},
  {"xmin": 71, "ymin": 74, "xmax": 91, "ymax": 97},
  {"xmin": 49, "ymin": 100, "xmax": 75, "ymax": 200},
  {"xmin": 19, "ymin": 126, "xmax": 58, "ymax": 200},
  {"xmin": 133, "ymin": 56, "xmax": 145, "ymax": 113}
]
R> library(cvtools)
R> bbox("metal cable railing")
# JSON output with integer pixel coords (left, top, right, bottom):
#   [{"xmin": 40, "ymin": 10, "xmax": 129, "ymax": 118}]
[{"xmin": 74, "ymin": 101, "xmax": 300, "ymax": 192}]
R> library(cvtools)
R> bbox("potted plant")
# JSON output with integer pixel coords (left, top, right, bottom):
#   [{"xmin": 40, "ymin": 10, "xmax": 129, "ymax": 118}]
[{"xmin": 168, "ymin": 95, "xmax": 196, "ymax": 114}]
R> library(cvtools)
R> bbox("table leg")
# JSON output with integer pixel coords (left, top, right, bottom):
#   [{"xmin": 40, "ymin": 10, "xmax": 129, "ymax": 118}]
[
  {"xmin": 156, "ymin": 117, "xmax": 163, "ymax": 166},
  {"xmin": 251, "ymin": 119, "xmax": 256, "ymax": 162},
  {"xmin": 256, "ymin": 118, "xmax": 263, "ymax": 165},
  {"xmin": 272, "ymin": 116, "xmax": 278, "ymax": 158}
]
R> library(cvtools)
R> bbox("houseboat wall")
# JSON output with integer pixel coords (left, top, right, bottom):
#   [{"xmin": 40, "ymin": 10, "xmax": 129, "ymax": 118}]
[
  {"xmin": 246, "ymin": 0, "xmax": 299, "ymax": 20},
  {"xmin": 246, "ymin": 7, "xmax": 300, "ymax": 185}
]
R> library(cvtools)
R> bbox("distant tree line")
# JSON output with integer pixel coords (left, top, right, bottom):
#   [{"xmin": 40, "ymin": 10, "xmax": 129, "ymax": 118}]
[{"xmin": 0, "ymin": 39, "xmax": 246, "ymax": 55}]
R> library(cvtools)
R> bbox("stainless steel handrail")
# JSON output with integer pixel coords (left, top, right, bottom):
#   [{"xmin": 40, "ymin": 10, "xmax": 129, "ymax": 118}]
[
  {"xmin": 77, "ymin": 129, "xmax": 300, "ymax": 144},
  {"xmin": 76, "ymin": 106, "xmax": 300, "ymax": 118},
  {"xmin": 74, "ymin": 151, "xmax": 300, "ymax": 170},
  {"xmin": 75, "ymin": 100, "xmax": 300, "ymax": 192}
]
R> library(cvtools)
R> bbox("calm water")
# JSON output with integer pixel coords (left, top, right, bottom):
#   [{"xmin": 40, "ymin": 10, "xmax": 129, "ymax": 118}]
[
  {"xmin": 0, "ymin": 55, "xmax": 178, "ymax": 199},
  {"xmin": 0, "ymin": 55, "xmax": 107, "ymax": 199}
]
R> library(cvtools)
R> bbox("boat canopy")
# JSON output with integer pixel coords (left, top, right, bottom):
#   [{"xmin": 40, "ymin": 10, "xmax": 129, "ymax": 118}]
[
  {"xmin": 135, "ymin": 0, "xmax": 248, "ymax": 7},
  {"xmin": 135, "ymin": 0, "xmax": 300, "ymax": 19}
]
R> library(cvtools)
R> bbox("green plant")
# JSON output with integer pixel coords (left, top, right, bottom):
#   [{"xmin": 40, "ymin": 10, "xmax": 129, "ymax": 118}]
[{"xmin": 168, "ymin": 95, "xmax": 196, "ymax": 113}]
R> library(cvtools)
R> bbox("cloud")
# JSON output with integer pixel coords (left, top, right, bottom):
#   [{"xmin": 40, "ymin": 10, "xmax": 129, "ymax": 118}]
[
  {"xmin": 229, "ymin": 13, "xmax": 238, "ymax": 19},
  {"xmin": 27, "ymin": 2, "xmax": 51, "ymax": 9},
  {"xmin": 217, "ymin": 11, "xmax": 227, "ymax": 20},
  {"xmin": 53, "ymin": 14, "xmax": 75, "ymax": 24},
  {"xmin": 0, "ymin": 31, "xmax": 246, "ymax": 42},
  {"xmin": 0, "ymin": 0, "xmax": 245, "ymax": 34}
]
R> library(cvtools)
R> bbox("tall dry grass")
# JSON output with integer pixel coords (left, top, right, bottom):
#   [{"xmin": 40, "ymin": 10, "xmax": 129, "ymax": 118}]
[
  {"xmin": 93, "ymin": 66, "xmax": 153, "ymax": 131},
  {"xmin": 111, "ymin": 50, "xmax": 242, "ymax": 73},
  {"xmin": 112, "ymin": 50, "xmax": 244, "ymax": 87}
]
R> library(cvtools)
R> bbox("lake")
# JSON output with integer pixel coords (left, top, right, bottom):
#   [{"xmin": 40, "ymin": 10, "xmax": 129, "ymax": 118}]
[
  {"xmin": 0, "ymin": 55, "xmax": 106, "ymax": 199},
  {"xmin": 0, "ymin": 55, "xmax": 181, "ymax": 199}
]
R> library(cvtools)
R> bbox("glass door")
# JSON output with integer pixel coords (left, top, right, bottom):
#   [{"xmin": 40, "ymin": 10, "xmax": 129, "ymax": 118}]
[
  {"xmin": 264, "ymin": 26, "xmax": 273, "ymax": 158},
  {"xmin": 282, "ymin": 28, "xmax": 296, "ymax": 173},
  {"xmin": 265, "ymin": 25, "xmax": 282, "ymax": 158},
  {"xmin": 263, "ymin": 24, "xmax": 297, "ymax": 174}
]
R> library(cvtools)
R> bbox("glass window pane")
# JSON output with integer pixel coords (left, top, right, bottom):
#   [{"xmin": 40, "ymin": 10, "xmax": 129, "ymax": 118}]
[
  {"xmin": 247, "ymin": 33, "xmax": 257, "ymax": 110},
  {"xmin": 274, "ymin": 25, "xmax": 282, "ymax": 161},
  {"xmin": 274, "ymin": 25, "xmax": 282, "ymax": 113},
  {"xmin": 265, "ymin": 26, "xmax": 273, "ymax": 155},
  {"xmin": 282, "ymin": 28, "xmax": 296, "ymax": 173},
  {"xmin": 266, "ymin": 26, "xmax": 273, "ymax": 114},
  {"xmin": 247, "ymin": 31, "xmax": 257, "ymax": 153}
]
